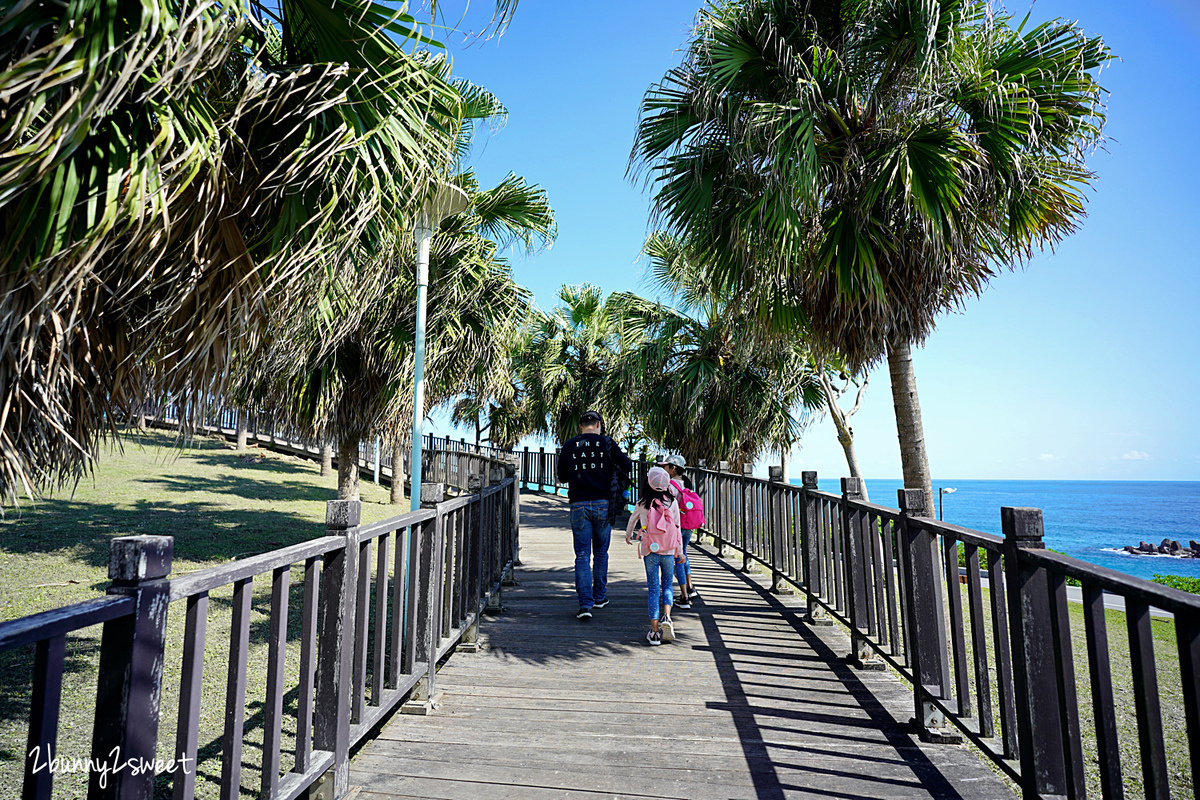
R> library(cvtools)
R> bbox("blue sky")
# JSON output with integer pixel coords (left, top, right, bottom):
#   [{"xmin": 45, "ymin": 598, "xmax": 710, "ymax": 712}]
[{"xmin": 426, "ymin": 0, "xmax": 1200, "ymax": 482}]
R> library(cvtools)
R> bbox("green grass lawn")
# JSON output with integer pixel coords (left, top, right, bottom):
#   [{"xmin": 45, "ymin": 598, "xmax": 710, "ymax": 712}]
[
  {"xmin": 959, "ymin": 587, "xmax": 1191, "ymax": 800},
  {"xmin": 0, "ymin": 429, "xmax": 407, "ymax": 799}
]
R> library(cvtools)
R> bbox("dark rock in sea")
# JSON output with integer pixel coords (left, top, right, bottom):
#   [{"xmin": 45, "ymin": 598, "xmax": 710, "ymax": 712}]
[
  {"xmin": 1190, "ymin": 540, "xmax": 1200, "ymax": 551},
  {"xmin": 1161, "ymin": 538, "xmax": 1173, "ymax": 548},
  {"xmin": 1170, "ymin": 540, "xmax": 1183, "ymax": 552},
  {"xmin": 1139, "ymin": 541, "xmax": 1157, "ymax": 553},
  {"xmin": 1125, "ymin": 545, "xmax": 1139, "ymax": 554}
]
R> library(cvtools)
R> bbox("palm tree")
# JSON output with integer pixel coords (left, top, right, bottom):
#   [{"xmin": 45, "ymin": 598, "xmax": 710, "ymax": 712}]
[
  {"xmin": 242, "ymin": 152, "xmax": 553, "ymax": 499},
  {"xmin": 516, "ymin": 285, "xmax": 646, "ymax": 445},
  {"xmin": 619, "ymin": 234, "xmax": 825, "ymax": 470},
  {"xmin": 0, "ymin": 0, "xmax": 515, "ymax": 501},
  {"xmin": 632, "ymin": 0, "xmax": 1110, "ymax": 512}
]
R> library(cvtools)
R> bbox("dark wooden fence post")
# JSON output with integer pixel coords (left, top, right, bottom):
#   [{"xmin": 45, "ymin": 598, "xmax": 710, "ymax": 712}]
[
  {"xmin": 768, "ymin": 466, "xmax": 791, "ymax": 594},
  {"xmin": 716, "ymin": 462, "xmax": 730, "ymax": 557},
  {"xmin": 841, "ymin": 478, "xmax": 880, "ymax": 669},
  {"xmin": 799, "ymin": 471, "xmax": 831, "ymax": 625},
  {"xmin": 315, "ymin": 500, "xmax": 359, "ymax": 797},
  {"xmin": 637, "ymin": 453, "xmax": 648, "ymax": 506},
  {"xmin": 740, "ymin": 465, "xmax": 757, "ymax": 573},
  {"xmin": 461, "ymin": 475, "xmax": 485, "ymax": 652},
  {"xmin": 1004, "ymin": 506, "xmax": 1085, "ymax": 799},
  {"xmin": 506, "ymin": 460, "xmax": 522, "ymax": 567},
  {"xmin": 897, "ymin": 489, "xmax": 956, "ymax": 742},
  {"xmin": 404, "ymin": 490, "xmax": 445, "ymax": 714},
  {"xmin": 88, "ymin": 535, "xmax": 173, "ymax": 800},
  {"xmin": 538, "ymin": 447, "xmax": 546, "ymax": 492}
]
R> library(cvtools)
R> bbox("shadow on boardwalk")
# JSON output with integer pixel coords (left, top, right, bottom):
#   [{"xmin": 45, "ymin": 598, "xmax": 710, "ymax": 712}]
[{"xmin": 349, "ymin": 491, "xmax": 1014, "ymax": 800}]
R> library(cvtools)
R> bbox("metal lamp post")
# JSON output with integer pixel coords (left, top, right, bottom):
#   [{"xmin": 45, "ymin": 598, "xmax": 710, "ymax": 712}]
[
  {"xmin": 409, "ymin": 183, "xmax": 469, "ymax": 511},
  {"xmin": 938, "ymin": 486, "xmax": 957, "ymax": 521}
]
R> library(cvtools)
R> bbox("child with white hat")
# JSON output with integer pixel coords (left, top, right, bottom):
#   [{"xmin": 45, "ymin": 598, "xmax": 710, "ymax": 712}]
[{"xmin": 625, "ymin": 466, "xmax": 684, "ymax": 645}]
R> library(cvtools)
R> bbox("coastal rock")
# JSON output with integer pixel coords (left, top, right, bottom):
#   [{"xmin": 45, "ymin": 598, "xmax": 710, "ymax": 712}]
[{"xmin": 1124, "ymin": 540, "xmax": 1200, "ymax": 557}]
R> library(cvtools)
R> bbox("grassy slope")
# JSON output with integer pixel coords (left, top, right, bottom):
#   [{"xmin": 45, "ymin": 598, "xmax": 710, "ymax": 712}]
[{"xmin": 0, "ymin": 430, "xmax": 406, "ymax": 799}]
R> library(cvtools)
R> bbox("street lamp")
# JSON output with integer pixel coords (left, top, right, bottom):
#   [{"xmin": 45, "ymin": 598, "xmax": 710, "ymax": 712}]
[
  {"xmin": 938, "ymin": 486, "xmax": 957, "ymax": 521},
  {"xmin": 410, "ymin": 183, "xmax": 469, "ymax": 511}
]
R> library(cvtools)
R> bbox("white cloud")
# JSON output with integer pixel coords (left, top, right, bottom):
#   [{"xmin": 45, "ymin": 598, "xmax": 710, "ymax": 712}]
[
  {"xmin": 1039, "ymin": 454, "xmax": 1055, "ymax": 461},
  {"xmin": 1114, "ymin": 450, "xmax": 1152, "ymax": 461}
]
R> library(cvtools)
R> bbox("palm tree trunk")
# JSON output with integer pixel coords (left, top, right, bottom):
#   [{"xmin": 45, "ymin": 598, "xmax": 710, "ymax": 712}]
[
  {"xmin": 337, "ymin": 439, "xmax": 360, "ymax": 500},
  {"xmin": 320, "ymin": 442, "xmax": 333, "ymax": 477},
  {"xmin": 390, "ymin": 436, "xmax": 405, "ymax": 504},
  {"xmin": 886, "ymin": 337, "xmax": 933, "ymax": 516},
  {"xmin": 236, "ymin": 409, "xmax": 248, "ymax": 452}
]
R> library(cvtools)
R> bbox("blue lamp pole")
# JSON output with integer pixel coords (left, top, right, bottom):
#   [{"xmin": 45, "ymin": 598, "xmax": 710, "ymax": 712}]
[{"xmin": 409, "ymin": 184, "xmax": 468, "ymax": 511}]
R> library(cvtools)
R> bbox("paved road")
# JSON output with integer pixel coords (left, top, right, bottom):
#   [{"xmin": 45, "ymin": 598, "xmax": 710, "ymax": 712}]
[{"xmin": 348, "ymin": 491, "xmax": 1015, "ymax": 800}]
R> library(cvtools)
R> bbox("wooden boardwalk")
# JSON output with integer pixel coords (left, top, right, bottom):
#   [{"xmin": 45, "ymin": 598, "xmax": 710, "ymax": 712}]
[{"xmin": 348, "ymin": 491, "xmax": 1016, "ymax": 800}]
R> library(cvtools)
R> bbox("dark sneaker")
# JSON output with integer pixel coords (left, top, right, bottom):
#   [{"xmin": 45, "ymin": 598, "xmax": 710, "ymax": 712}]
[
  {"xmin": 646, "ymin": 629, "xmax": 662, "ymax": 646},
  {"xmin": 592, "ymin": 598, "xmax": 609, "ymax": 608},
  {"xmin": 676, "ymin": 596, "xmax": 692, "ymax": 609},
  {"xmin": 576, "ymin": 608, "xmax": 593, "ymax": 620},
  {"xmin": 660, "ymin": 617, "xmax": 675, "ymax": 643}
]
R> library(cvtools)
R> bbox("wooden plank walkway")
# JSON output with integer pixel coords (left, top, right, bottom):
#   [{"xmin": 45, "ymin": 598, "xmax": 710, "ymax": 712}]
[{"xmin": 348, "ymin": 491, "xmax": 1016, "ymax": 800}]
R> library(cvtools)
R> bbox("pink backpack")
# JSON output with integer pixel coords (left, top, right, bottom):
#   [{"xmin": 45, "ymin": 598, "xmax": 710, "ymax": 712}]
[
  {"xmin": 671, "ymin": 479, "xmax": 705, "ymax": 530},
  {"xmin": 642, "ymin": 499, "xmax": 681, "ymax": 557}
]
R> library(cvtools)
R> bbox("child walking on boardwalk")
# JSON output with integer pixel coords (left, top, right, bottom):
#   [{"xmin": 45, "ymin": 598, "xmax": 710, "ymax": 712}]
[
  {"xmin": 658, "ymin": 455, "xmax": 699, "ymax": 607},
  {"xmin": 625, "ymin": 466, "xmax": 684, "ymax": 645}
]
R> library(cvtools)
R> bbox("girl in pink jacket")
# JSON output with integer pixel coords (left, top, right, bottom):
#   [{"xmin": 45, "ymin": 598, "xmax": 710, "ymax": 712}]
[{"xmin": 625, "ymin": 466, "xmax": 684, "ymax": 645}]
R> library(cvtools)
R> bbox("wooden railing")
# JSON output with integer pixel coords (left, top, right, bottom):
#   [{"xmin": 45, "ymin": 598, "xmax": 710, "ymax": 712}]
[
  {"xmin": 1, "ymin": 420, "xmax": 519, "ymax": 800},
  {"xmin": 118, "ymin": 408, "xmax": 1200, "ymax": 796},
  {"xmin": 516, "ymin": 452, "xmax": 1200, "ymax": 799}
]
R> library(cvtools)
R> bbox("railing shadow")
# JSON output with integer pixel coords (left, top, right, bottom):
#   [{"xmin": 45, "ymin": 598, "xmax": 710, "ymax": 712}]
[{"xmin": 688, "ymin": 547, "xmax": 967, "ymax": 800}]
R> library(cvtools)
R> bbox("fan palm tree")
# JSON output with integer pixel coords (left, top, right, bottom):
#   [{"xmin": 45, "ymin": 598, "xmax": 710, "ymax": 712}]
[
  {"xmin": 619, "ymin": 234, "xmax": 825, "ymax": 470},
  {"xmin": 0, "ymin": 0, "xmax": 515, "ymax": 502},
  {"xmin": 516, "ymin": 285, "xmax": 650, "ymax": 446},
  {"xmin": 632, "ymin": 0, "xmax": 1110, "ymax": 512},
  {"xmin": 243, "ymin": 151, "xmax": 553, "ymax": 498}
]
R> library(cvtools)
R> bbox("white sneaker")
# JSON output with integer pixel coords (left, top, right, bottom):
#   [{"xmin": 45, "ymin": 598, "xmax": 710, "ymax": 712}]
[{"xmin": 660, "ymin": 616, "xmax": 675, "ymax": 643}]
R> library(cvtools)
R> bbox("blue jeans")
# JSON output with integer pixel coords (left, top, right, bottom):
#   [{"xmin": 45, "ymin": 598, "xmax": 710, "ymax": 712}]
[
  {"xmin": 644, "ymin": 553, "xmax": 675, "ymax": 620},
  {"xmin": 674, "ymin": 529, "xmax": 693, "ymax": 588},
  {"xmin": 570, "ymin": 499, "xmax": 610, "ymax": 608}
]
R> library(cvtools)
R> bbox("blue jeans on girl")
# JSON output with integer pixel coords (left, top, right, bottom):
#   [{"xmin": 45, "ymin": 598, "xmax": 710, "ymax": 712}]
[
  {"xmin": 644, "ymin": 553, "xmax": 675, "ymax": 620},
  {"xmin": 674, "ymin": 529, "xmax": 693, "ymax": 588}
]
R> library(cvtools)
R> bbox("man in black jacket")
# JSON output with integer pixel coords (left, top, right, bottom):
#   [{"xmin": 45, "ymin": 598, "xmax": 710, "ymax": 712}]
[{"xmin": 557, "ymin": 410, "xmax": 633, "ymax": 619}]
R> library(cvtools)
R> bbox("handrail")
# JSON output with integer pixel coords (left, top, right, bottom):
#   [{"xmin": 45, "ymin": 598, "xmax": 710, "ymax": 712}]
[
  {"xmin": 0, "ymin": 596, "xmax": 134, "ymax": 651},
  {"xmin": 512, "ymin": 444, "xmax": 1200, "ymax": 797},
  {"xmin": 677, "ymin": 462, "xmax": 1200, "ymax": 799},
  {"xmin": 2, "ymin": 407, "xmax": 522, "ymax": 800}
]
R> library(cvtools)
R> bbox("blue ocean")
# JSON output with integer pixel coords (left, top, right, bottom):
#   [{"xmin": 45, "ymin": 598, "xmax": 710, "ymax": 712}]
[{"xmin": 792, "ymin": 479, "xmax": 1200, "ymax": 583}]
